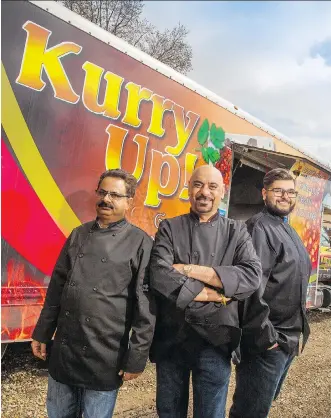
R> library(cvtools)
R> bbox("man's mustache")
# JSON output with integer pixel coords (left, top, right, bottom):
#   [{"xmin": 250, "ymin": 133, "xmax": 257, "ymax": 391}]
[{"xmin": 98, "ymin": 201, "xmax": 114, "ymax": 209}]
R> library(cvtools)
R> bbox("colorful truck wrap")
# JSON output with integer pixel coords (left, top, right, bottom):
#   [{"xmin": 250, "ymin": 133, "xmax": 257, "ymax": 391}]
[{"xmin": 2, "ymin": 0, "xmax": 331, "ymax": 343}]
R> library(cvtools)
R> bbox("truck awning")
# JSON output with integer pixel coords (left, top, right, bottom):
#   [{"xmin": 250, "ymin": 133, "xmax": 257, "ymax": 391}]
[{"xmin": 231, "ymin": 142, "xmax": 331, "ymax": 177}]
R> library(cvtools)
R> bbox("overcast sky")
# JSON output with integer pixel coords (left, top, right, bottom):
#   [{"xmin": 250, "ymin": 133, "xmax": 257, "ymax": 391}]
[{"xmin": 143, "ymin": 1, "xmax": 331, "ymax": 166}]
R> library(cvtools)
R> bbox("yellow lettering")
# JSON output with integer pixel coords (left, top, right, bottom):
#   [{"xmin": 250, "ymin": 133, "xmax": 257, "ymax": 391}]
[
  {"xmin": 147, "ymin": 95, "xmax": 174, "ymax": 137},
  {"xmin": 82, "ymin": 61, "xmax": 123, "ymax": 119},
  {"xmin": 144, "ymin": 150, "xmax": 180, "ymax": 207},
  {"xmin": 165, "ymin": 106, "xmax": 200, "ymax": 156},
  {"xmin": 16, "ymin": 21, "xmax": 81, "ymax": 103},
  {"xmin": 131, "ymin": 134, "xmax": 149, "ymax": 181},
  {"xmin": 179, "ymin": 153, "xmax": 198, "ymax": 200},
  {"xmin": 105, "ymin": 124, "xmax": 149, "ymax": 182},
  {"xmin": 121, "ymin": 82, "xmax": 153, "ymax": 127}
]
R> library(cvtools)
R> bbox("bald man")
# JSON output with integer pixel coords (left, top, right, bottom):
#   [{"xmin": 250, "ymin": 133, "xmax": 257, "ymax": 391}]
[{"xmin": 149, "ymin": 165, "xmax": 262, "ymax": 418}]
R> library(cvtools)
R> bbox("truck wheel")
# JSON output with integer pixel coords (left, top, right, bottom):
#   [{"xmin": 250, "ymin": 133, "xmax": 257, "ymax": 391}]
[{"xmin": 321, "ymin": 288, "xmax": 331, "ymax": 308}]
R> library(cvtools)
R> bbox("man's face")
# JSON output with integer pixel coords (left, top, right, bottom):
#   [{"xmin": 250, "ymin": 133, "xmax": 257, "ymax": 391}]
[
  {"xmin": 95, "ymin": 177, "xmax": 131, "ymax": 223},
  {"xmin": 262, "ymin": 179, "xmax": 297, "ymax": 217},
  {"xmin": 189, "ymin": 167, "xmax": 225, "ymax": 217}
]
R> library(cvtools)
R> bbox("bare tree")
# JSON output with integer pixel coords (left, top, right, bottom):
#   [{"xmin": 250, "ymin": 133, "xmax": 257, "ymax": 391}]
[
  {"xmin": 58, "ymin": 0, "xmax": 193, "ymax": 74},
  {"xmin": 141, "ymin": 24, "xmax": 192, "ymax": 74}
]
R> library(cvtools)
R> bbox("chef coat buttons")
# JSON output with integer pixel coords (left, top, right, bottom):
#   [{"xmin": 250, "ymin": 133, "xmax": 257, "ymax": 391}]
[
  {"xmin": 70, "ymin": 281, "xmax": 76, "ymax": 286},
  {"xmin": 195, "ymin": 223, "xmax": 198, "ymax": 227},
  {"xmin": 193, "ymin": 251, "xmax": 198, "ymax": 256},
  {"xmin": 101, "ymin": 257, "xmax": 107, "ymax": 262},
  {"xmin": 85, "ymin": 317, "xmax": 90, "ymax": 322},
  {"xmin": 211, "ymin": 253, "xmax": 215, "ymax": 257},
  {"xmin": 82, "ymin": 345, "xmax": 87, "ymax": 351},
  {"xmin": 78, "ymin": 253, "xmax": 84, "ymax": 258},
  {"xmin": 93, "ymin": 287, "xmax": 97, "ymax": 291},
  {"xmin": 65, "ymin": 311, "xmax": 70, "ymax": 316}
]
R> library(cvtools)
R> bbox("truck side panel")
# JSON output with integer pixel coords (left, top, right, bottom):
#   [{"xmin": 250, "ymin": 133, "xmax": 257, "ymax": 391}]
[{"xmin": 1, "ymin": 0, "xmax": 329, "ymax": 341}]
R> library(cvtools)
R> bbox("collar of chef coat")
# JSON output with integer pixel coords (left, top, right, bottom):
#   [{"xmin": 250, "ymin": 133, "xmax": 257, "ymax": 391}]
[
  {"xmin": 92, "ymin": 217, "xmax": 127, "ymax": 230},
  {"xmin": 189, "ymin": 209, "xmax": 220, "ymax": 223}
]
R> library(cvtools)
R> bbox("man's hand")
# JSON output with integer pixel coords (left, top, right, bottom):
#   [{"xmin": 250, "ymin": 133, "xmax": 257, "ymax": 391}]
[
  {"xmin": 173, "ymin": 264, "xmax": 184, "ymax": 273},
  {"xmin": 173, "ymin": 264, "xmax": 223, "ymax": 289},
  {"xmin": 118, "ymin": 370, "xmax": 142, "ymax": 382},
  {"xmin": 194, "ymin": 287, "xmax": 231, "ymax": 303},
  {"xmin": 267, "ymin": 343, "xmax": 279, "ymax": 350},
  {"xmin": 31, "ymin": 340, "xmax": 47, "ymax": 361}
]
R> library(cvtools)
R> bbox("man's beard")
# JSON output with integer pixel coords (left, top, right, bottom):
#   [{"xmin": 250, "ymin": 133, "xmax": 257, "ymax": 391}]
[
  {"xmin": 195, "ymin": 196, "xmax": 214, "ymax": 213},
  {"xmin": 265, "ymin": 196, "xmax": 296, "ymax": 217}
]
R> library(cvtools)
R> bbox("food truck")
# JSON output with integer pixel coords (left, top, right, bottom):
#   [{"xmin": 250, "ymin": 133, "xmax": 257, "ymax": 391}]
[{"xmin": 2, "ymin": 0, "xmax": 331, "ymax": 350}]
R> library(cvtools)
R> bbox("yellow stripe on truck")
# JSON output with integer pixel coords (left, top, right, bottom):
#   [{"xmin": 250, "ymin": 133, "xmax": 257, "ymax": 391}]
[{"xmin": 1, "ymin": 63, "xmax": 81, "ymax": 237}]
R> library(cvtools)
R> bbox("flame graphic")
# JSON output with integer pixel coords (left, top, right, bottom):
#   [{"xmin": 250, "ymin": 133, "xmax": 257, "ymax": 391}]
[{"xmin": 1, "ymin": 259, "xmax": 47, "ymax": 341}]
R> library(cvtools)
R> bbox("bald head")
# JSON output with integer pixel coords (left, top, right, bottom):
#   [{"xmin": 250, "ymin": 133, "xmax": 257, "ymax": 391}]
[
  {"xmin": 190, "ymin": 165, "xmax": 224, "ymax": 185},
  {"xmin": 188, "ymin": 165, "xmax": 225, "ymax": 221}
]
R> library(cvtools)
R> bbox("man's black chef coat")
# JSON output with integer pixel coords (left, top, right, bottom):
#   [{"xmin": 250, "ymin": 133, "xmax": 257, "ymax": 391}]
[
  {"xmin": 149, "ymin": 211, "xmax": 262, "ymax": 362},
  {"xmin": 240, "ymin": 207, "xmax": 312, "ymax": 355},
  {"xmin": 32, "ymin": 219, "xmax": 155, "ymax": 391}
]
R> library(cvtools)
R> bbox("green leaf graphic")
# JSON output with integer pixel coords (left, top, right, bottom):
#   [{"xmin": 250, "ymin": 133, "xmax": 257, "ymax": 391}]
[
  {"xmin": 209, "ymin": 123, "xmax": 217, "ymax": 142},
  {"xmin": 202, "ymin": 147, "xmax": 210, "ymax": 163},
  {"xmin": 197, "ymin": 119, "xmax": 209, "ymax": 145},
  {"xmin": 207, "ymin": 147, "xmax": 220, "ymax": 164},
  {"xmin": 210, "ymin": 125, "xmax": 225, "ymax": 149}
]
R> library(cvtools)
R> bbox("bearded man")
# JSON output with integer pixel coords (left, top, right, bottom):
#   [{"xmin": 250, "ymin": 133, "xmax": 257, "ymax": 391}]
[{"xmin": 230, "ymin": 168, "xmax": 312, "ymax": 418}]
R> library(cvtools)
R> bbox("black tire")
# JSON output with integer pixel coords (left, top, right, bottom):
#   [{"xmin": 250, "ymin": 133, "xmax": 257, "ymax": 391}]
[{"xmin": 321, "ymin": 288, "xmax": 331, "ymax": 308}]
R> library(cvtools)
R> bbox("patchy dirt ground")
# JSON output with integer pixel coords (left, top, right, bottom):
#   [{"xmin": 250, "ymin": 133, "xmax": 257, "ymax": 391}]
[{"xmin": 2, "ymin": 311, "xmax": 331, "ymax": 417}]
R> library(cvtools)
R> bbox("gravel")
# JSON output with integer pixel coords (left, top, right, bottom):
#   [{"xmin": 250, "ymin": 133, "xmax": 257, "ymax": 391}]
[{"xmin": 1, "ymin": 311, "xmax": 331, "ymax": 417}]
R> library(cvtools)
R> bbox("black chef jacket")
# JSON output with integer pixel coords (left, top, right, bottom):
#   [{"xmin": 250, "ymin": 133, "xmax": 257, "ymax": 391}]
[
  {"xmin": 32, "ymin": 219, "xmax": 155, "ymax": 390},
  {"xmin": 149, "ymin": 211, "xmax": 262, "ymax": 362},
  {"xmin": 240, "ymin": 207, "xmax": 312, "ymax": 356}
]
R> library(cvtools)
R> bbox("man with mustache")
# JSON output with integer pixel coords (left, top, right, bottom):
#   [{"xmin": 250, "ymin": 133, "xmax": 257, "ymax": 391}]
[
  {"xmin": 31, "ymin": 169, "xmax": 155, "ymax": 418},
  {"xmin": 230, "ymin": 168, "xmax": 312, "ymax": 418},
  {"xmin": 149, "ymin": 165, "xmax": 262, "ymax": 418}
]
